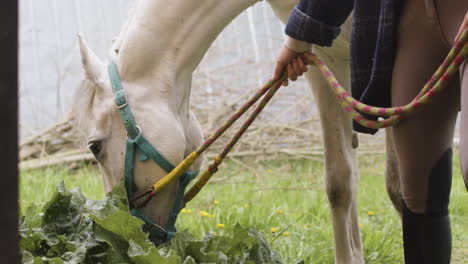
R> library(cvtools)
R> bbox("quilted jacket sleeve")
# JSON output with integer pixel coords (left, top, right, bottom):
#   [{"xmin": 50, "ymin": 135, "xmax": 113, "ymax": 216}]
[{"xmin": 285, "ymin": 0, "xmax": 354, "ymax": 46}]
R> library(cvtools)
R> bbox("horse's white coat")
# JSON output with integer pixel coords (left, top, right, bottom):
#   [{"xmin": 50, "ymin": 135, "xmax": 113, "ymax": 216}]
[{"xmin": 77, "ymin": 1, "xmax": 400, "ymax": 263}]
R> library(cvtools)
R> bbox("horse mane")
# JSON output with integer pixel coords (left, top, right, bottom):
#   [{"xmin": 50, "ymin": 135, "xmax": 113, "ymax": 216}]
[{"xmin": 71, "ymin": 79, "xmax": 96, "ymax": 143}]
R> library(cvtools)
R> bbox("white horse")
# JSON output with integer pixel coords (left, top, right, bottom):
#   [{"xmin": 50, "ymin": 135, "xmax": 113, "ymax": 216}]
[{"xmin": 75, "ymin": 0, "xmax": 401, "ymax": 263}]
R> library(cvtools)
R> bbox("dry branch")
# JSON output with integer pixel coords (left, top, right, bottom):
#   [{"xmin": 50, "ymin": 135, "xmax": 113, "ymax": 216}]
[{"xmin": 20, "ymin": 151, "xmax": 94, "ymax": 170}]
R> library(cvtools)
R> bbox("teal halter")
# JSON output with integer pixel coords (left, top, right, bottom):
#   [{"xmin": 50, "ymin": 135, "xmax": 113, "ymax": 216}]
[{"xmin": 108, "ymin": 62, "xmax": 199, "ymax": 243}]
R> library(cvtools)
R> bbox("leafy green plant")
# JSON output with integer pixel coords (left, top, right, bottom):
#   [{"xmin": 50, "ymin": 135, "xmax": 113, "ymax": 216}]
[{"xmin": 20, "ymin": 181, "xmax": 294, "ymax": 264}]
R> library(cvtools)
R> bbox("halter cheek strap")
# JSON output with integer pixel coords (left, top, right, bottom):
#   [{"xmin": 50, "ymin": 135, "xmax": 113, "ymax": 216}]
[{"xmin": 108, "ymin": 62, "xmax": 198, "ymax": 242}]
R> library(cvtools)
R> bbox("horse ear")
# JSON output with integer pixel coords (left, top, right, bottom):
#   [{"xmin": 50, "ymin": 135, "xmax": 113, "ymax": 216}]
[{"xmin": 78, "ymin": 34, "xmax": 104, "ymax": 83}]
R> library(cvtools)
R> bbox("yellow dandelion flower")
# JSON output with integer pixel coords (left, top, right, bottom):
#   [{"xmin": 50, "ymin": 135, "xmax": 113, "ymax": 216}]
[
  {"xmin": 267, "ymin": 169, "xmax": 273, "ymax": 173},
  {"xmin": 213, "ymin": 200, "xmax": 219, "ymax": 205},
  {"xmin": 243, "ymin": 204, "xmax": 249, "ymax": 208},
  {"xmin": 271, "ymin": 227, "xmax": 278, "ymax": 233},
  {"xmin": 199, "ymin": 210, "xmax": 210, "ymax": 217},
  {"xmin": 217, "ymin": 224, "xmax": 225, "ymax": 228},
  {"xmin": 276, "ymin": 209, "xmax": 283, "ymax": 214},
  {"xmin": 367, "ymin": 210, "xmax": 375, "ymax": 216},
  {"xmin": 181, "ymin": 208, "xmax": 193, "ymax": 214},
  {"xmin": 282, "ymin": 232, "xmax": 290, "ymax": 236}
]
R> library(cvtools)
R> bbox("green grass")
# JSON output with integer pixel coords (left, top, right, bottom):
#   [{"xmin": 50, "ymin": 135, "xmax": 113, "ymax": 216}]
[{"xmin": 20, "ymin": 154, "xmax": 468, "ymax": 263}]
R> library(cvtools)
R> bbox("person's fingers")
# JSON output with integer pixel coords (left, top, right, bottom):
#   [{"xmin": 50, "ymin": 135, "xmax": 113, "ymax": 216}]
[
  {"xmin": 282, "ymin": 80, "xmax": 289, "ymax": 86},
  {"xmin": 292, "ymin": 59, "xmax": 303, "ymax": 77},
  {"xmin": 297, "ymin": 57, "xmax": 307, "ymax": 73},
  {"xmin": 272, "ymin": 45, "xmax": 302, "ymax": 82},
  {"xmin": 301, "ymin": 54, "xmax": 310, "ymax": 65},
  {"xmin": 287, "ymin": 64, "xmax": 297, "ymax": 81},
  {"xmin": 272, "ymin": 61, "xmax": 286, "ymax": 82}
]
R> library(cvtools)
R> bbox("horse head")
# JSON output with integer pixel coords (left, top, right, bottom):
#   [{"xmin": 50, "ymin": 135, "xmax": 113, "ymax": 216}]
[{"xmin": 74, "ymin": 35, "xmax": 203, "ymax": 244}]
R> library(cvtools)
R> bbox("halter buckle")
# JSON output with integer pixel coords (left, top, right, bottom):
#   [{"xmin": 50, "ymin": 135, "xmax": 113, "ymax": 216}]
[{"xmin": 115, "ymin": 90, "xmax": 128, "ymax": 109}]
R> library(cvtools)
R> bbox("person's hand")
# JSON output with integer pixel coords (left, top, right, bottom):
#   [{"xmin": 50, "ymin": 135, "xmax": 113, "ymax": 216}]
[
  {"xmin": 272, "ymin": 46, "xmax": 308, "ymax": 86},
  {"xmin": 455, "ymin": 11, "xmax": 468, "ymax": 42}
]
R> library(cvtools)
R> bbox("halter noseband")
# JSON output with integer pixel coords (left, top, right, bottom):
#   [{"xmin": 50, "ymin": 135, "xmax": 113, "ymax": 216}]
[{"xmin": 108, "ymin": 62, "xmax": 198, "ymax": 243}]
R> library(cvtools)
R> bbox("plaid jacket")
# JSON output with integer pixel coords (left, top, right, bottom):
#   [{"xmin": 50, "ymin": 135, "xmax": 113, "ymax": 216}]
[{"xmin": 286, "ymin": 0, "xmax": 402, "ymax": 134}]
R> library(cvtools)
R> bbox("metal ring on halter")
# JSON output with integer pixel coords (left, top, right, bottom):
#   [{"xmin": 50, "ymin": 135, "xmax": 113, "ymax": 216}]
[
  {"xmin": 127, "ymin": 125, "xmax": 141, "ymax": 138},
  {"xmin": 147, "ymin": 223, "xmax": 167, "ymax": 235}
]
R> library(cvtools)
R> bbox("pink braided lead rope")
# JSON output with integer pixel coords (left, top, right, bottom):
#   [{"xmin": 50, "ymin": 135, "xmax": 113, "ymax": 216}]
[
  {"xmin": 130, "ymin": 74, "xmax": 287, "ymax": 206},
  {"xmin": 183, "ymin": 80, "xmax": 283, "ymax": 203},
  {"xmin": 307, "ymin": 29, "xmax": 468, "ymax": 129},
  {"xmin": 194, "ymin": 76, "xmax": 285, "ymax": 155},
  {"xmin": 185, "ymin": 31, "xmax": 467, "ymax": 201},
  {"xmin": 133, "ymin": 30, "xmax": 468, "ymax": 205}
]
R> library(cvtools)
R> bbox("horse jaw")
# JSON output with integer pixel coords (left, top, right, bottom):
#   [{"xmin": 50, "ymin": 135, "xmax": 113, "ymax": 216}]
[{"xmin": 78, "ymin": 34, "xmax": 105, "ymax": 84}]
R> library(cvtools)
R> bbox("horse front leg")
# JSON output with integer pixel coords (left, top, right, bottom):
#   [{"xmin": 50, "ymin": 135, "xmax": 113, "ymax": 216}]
[
  {"xmin": 265, "ymin": 1, "xmax": 363, "ymax": 260},
  {"xmin": 305, "ymin": 44, "xmax": 364, "ymax": 264}
]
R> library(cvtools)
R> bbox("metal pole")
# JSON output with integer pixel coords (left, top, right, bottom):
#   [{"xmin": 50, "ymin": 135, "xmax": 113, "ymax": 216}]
[{"xmin": 0, "ymin": 0, "xmax": 19, "ymax": 263}]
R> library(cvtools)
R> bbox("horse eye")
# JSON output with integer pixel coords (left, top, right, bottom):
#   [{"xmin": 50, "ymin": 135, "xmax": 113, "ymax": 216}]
[{"xmin": 87, "ymin": 141, "xmax": 102, "ymax": 158}]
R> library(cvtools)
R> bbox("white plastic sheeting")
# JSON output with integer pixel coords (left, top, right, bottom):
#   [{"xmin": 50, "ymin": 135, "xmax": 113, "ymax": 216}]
[
  {"xmin": 19, "ymin": 0, "xmax": 315, "ymax": 139},
  {"xmin": 20, "ymin": 0, "xmax": 132, "ymax": 137}
]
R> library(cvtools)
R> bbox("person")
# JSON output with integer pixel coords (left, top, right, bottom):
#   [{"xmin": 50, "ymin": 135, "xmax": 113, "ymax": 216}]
[{"xmin": 272, "ymin": 0, "xmax": 468, "ymax": 263}]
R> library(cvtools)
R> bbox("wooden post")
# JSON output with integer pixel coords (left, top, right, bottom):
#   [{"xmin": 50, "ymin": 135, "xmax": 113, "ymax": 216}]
[{"xmin": 0, "ymin": 0, "xmax": 19, "ymax": 263}]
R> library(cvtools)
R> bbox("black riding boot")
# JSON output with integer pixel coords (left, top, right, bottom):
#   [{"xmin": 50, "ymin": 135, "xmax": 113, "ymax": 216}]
[
  {"xmin": 402, "ymin": 202, "xmax": 452, "ymax": 264},
  {"xmin": 402, "ymin": 149, "xmax": 453, "ymax": 264}
]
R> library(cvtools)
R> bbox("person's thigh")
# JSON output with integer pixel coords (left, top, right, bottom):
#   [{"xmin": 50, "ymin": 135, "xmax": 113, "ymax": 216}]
[
  {"xmin": 391, "ymin": 0, "xmax": 462, "ymax": 213},
  {"xmin": 436, "ymin": 0, "xmax": 468, "ymax": 47}
]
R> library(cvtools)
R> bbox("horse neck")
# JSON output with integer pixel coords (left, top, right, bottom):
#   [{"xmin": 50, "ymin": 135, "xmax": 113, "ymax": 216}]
[{"xmin": 114, "ymin": 0, "xmax": 261, "ymax": 114}]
